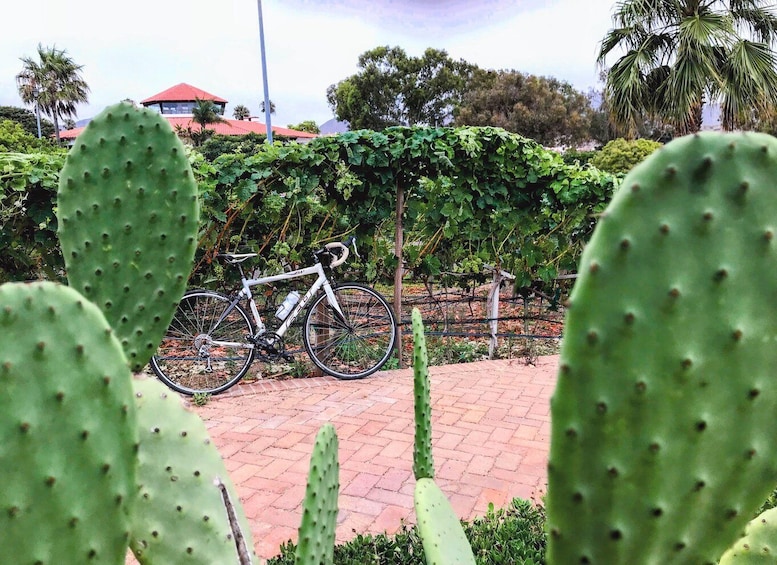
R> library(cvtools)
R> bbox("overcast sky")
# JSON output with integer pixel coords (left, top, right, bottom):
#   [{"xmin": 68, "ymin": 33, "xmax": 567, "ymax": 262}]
[{"xmin": 1, "ymin": 0, "xmax": 617, "ymax": 128}]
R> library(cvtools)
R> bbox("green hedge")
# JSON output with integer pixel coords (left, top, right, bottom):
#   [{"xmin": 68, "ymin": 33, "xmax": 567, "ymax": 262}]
[{"xmin": 1, "ymin": 126, "xmax": 620, "ymax": 290}]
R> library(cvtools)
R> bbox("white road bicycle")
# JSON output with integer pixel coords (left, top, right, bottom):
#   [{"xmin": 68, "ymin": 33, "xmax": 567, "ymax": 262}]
[{"xmin": 150, "ymin": 239, "xmax": 397, "ymax": 395}]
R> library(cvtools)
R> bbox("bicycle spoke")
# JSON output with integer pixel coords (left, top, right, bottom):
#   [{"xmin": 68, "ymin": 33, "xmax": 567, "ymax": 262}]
[
  {"xmin": 303, "ymin": 284, "xmax": 395, "ymax": 379},
  {"xmin": 151, "ymin": 292, "xmax": 254, "ymax": 395}
]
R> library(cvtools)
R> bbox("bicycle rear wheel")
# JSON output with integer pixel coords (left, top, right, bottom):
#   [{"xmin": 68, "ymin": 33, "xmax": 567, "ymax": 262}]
[
  {"xmin": 303, "ymin": 283, "xmax": 396, "ymax": 379},
  {"xmin": 150, "ymin": 290, "xmax": 255, "ymax": 395}
]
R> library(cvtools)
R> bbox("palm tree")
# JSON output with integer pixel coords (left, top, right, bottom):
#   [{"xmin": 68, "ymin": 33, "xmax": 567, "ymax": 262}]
[
  {"xmin": 191, "ymin": 98, "xmax": 228, "ymax": 145},
  {"xmin": 597, "ymin": 1, "xmax": 777, "ymax": 136},
  {"xmin": 16, "ymin": 44, "xmax": 89, "ymax": 143},
  {"xmin": 259, "ymin": 99, "xmax": 276, "ymax": 114},
  {"xmin": 233, "ymin": 104, "xmax": 250, "ymax": 120}
]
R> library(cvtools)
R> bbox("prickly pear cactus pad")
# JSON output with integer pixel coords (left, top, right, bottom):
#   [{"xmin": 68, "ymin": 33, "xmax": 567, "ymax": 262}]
[
  {"xmin": 414, "ymin": 478, "xmax": 476, "ymax": 565},
  {"xmin": 57, "ymin": 102, "xmax": 199, "ymax": 372},
  {"xmin": 295, "ymin": 423, "xmax": 339, "ymax": 565},
  {"xmin": 719, "ymin": 506, "xmax": 777, "ymax": 564},
  {"xmin": 129, "ymin": 376, "xmax": 255, "ymax": 564},
  {"xmin": 547, "ymin": 132, "xmax": 777, "ymax": 564},
  {"xmin": 0, "ymin": 282, "xmax": 137, "ymax": 565}
]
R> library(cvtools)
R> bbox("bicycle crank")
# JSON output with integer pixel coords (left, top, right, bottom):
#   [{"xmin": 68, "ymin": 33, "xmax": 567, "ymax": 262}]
[{"xmin": 250, "ymin": 332, "xmax": 291, "ymax": 362}]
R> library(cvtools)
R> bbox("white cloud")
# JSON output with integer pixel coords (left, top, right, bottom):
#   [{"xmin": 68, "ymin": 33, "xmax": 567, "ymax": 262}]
[{"xmin": 1, "ymin": 0, "xmax": 616, "ymax": 127}]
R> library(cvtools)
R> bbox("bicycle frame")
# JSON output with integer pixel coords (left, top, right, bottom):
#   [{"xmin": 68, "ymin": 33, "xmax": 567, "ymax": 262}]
[{"xmin": 208, "ymin": 261, "xmax": 345, "ymax": 350}]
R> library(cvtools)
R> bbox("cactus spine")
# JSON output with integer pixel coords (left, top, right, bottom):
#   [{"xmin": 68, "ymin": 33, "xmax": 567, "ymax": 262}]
[{"xmin": 547, "ymin": 132, "xmax": 777, "ymax": 564}]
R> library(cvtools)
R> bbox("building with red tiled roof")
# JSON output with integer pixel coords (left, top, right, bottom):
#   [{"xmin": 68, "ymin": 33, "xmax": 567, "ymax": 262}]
[
  {"xmin": 59, "ymin": 83, "xmax": 317, "ymax": 142},
  {"xmin": 141, "ymin": 83, "xmax": 228, "ymax": 115}
]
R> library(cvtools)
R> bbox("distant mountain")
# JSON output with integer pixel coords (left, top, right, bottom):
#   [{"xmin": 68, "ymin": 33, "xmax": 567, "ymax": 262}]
[{"xmin": 319, "ymin": 118, "xmax": 349, "ymax": 135}]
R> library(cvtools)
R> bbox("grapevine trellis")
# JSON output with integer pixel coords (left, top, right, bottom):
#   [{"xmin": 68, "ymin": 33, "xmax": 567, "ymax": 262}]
[{"xmin": 3, "ymin": 125, "xmax": 618, "ymax": 370}]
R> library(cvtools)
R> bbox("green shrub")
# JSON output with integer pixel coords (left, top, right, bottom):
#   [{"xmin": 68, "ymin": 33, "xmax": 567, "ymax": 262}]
[
  {"xmin": 589, "ymin": 137, "xmax": 662, "ymax": 174},
  {"xmin": 0, "ymin": 119, "xmax": 61, "ymax": 153},
  {"xmin": 561, "ymin": 148, "xmax": 597, "ymax": 166},
  {"xmin": 267, "ymin": 497, "xmax": 546, "ymax": 564}
]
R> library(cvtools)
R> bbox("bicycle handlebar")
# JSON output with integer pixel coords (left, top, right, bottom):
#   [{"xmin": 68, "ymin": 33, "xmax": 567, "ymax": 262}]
[{"xmin": 325, "ymin": 241, "xmax": 350, "ymax": 268}]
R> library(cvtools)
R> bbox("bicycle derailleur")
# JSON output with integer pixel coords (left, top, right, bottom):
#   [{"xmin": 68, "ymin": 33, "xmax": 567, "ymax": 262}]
[{"xmin": 249, "ymin": 332, "xmax": 293, "ymax": 363}]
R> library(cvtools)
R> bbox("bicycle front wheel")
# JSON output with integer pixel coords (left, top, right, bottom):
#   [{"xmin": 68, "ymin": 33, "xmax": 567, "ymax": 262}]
[
  {"xmin": 303, "ymin": 283, "xmax": 396, "ymax": 380},
  {"xmin": 150, "ymin": 291, "xmax": 255, "ymax": 395}
]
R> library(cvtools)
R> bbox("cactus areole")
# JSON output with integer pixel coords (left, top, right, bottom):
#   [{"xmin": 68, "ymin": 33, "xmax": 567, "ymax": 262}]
[{"xmin": 547, "ymin": 132, "xmax": 777, "ymax": 564}]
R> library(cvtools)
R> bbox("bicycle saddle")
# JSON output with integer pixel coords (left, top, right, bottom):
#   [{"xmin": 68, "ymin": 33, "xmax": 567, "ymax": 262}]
[{"xmin": 216, "ymin": 252, "xmax": 257, "ymax": 264}]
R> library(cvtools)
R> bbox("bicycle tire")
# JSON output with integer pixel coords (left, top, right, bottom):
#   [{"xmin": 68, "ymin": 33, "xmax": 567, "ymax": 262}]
[
  {"xmin": 302, "ymin": 283, "xmax": 396, "ymax": 380},
  {"xmin": 150, "ymin": 290, "xmax": 255, "ymax": 395}
]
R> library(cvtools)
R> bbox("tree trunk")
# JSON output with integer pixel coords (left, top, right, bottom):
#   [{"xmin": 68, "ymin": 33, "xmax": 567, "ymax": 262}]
[
  {"xmin": 52, "ymin": 111, "xmax": 61, "ymax": 144},
  {"xmin": 394, "ymin": 179, "xmax": 404, "ymax": 368},
  {"xmin": 684, "ymin": 102, "xmax": 704, "ymax": 134}
]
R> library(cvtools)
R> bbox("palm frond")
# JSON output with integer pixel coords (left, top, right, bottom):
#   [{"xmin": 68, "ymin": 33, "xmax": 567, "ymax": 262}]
[{"xmin": 720, "ymin": 39, "xmax": 777, "ymax": 128}]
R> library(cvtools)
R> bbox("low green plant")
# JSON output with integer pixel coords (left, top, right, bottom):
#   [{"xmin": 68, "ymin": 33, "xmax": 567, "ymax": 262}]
[
  {"xmin": 561, "ymin": 148, "xmax": 597, "ymax": 166},
  {"xmin": 424, "ymin": 337, "xmax": 488, "ymax": 365},
  {"xmin": 589, "ymin": 137, "xmax": 662, "ymax": 173},
  {"xmin": 192, "ymin": 392, "xmax": 211, "ymax": 406},
  {"xmin": 267, "ymin": 497, "xmax": 546, "ymax": 565}
]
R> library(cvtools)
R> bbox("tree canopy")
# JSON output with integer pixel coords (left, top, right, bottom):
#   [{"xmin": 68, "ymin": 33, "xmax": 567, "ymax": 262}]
[
  {"xmin": 598, "ymin": 0, "xmax": 777, "ymax": 135},
  {"xmin": 232, "ymin": 104, "xmax": 250, "ymax": 120},
  {"xmin": 287, "ymin": 120, "xmax": 320, "ymax": 134},
  {"xmin": 454, "ymin": 70, "xmax": 596, "ymax": 147},
  {"xmin": 0, "ymin": 106, "xmax": 55, "ymax": 139},
  {"xmin": 326, "ymin": 46, "xmax": 476, "ymax": 129},
  {"xmin": 188, "ymin": 98, "xmax": 228, "ymax": 145}
]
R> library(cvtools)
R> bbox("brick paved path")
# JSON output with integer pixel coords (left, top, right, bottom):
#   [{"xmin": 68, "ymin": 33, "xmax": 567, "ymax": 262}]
[{"xmin": 187, "ymin": 355, "xmax": 558, "ymax": 561}]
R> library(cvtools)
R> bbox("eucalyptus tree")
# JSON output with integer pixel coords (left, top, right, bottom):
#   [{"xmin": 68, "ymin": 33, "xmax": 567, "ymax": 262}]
[
  {"xmin": 16, "ymin": 44, "xmax": 89, "ymax": 143},
  {"xmin": 597, "ymin": 0, "xmax": 777, "ymax": 136}
]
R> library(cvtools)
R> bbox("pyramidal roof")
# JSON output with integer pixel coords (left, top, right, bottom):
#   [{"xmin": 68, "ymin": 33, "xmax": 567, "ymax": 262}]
[{"xmin": 141, "ymin": 83, "xmax": 227, "ymax": 104}]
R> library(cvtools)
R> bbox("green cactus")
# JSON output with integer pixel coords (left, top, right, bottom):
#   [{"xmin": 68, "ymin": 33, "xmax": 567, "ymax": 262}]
[
  {"xmin": 409, "ymin": 307, "xmax": 476, "ymax": 564},
  {"xmin": 295, "ymin": 423, "xmax": 340, "ymax": 565},
  {"xmin": 414, "ymin": 478, "xmax": 476, "ymax": 565},
  {"xmin": 0, "ymin": 101, "xmax": 258, "ymax": 564},
  {"xmin": 412, "ymin": 307, "xmax": 434, "ymax": 480},
  {"xmin": 719, "ymin": 507, "xmax": 777, "ymax": 564},
  {"xmin": 57, "ymin": 101, "xmax": 199, "ymax": 372},
  {"xmin": 129, "ymin": 376, "xmax": 255, "ymax": 564},
  {"xmin": 0, "ymin": 281, "xmax": 137, "ymax": 564},
  {"xmin": 547, "ymin": 132, "xmax": 777, "ymax": 564}
]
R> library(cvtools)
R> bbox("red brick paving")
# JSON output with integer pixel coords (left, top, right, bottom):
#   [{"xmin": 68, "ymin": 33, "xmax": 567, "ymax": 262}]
[{"xmin": 128, "ymin": 355, "xmax": 558, "ymax": 563}]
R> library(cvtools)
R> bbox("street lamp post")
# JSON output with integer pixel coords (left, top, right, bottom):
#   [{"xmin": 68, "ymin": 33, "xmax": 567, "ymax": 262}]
[
  {"xmin": 257, "ymin": 0, "xmax": 273, "ymax": 143},
  {"xmin": 32, "ymin": 87, "xmax": 42, "ymax": 139}
]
